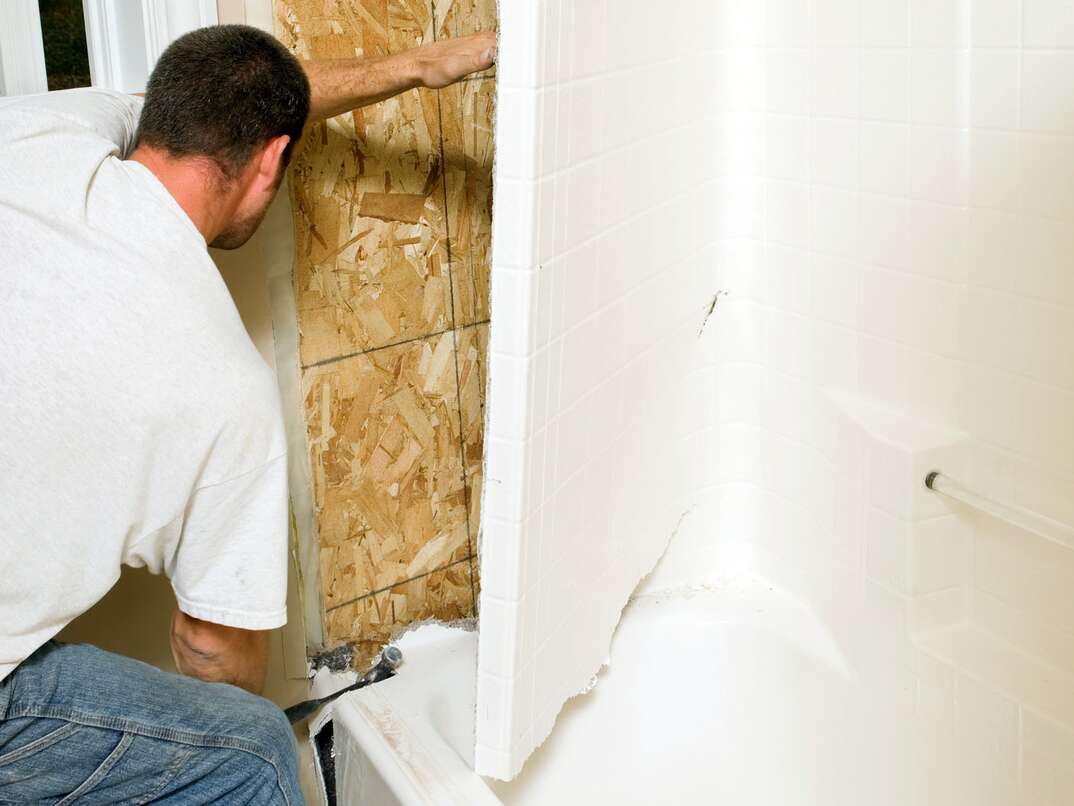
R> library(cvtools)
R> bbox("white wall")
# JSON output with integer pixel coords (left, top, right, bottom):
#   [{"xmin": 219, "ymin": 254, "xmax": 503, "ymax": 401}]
[
  {"xmin": 481, "ymin": 0, "xmax": 1074, "ymax": 797},
  {"xmin": 215, "ymin": 0, "xmax": 275, "ymax": 33}
]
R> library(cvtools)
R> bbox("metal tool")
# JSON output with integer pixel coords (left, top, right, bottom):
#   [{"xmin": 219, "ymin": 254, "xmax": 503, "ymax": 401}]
[{"xmin": 285, "ymin": 645, "xmax": 404, "ymax": 724}]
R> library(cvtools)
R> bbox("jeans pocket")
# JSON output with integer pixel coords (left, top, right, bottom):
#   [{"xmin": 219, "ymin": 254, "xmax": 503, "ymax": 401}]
[
  {"xmin": 0, "ymin": 720, "xmax": 81, "ymax": 767},
  {"xmin": 0, "ymin": 718, "xmax": 128, "ymax": 804}
]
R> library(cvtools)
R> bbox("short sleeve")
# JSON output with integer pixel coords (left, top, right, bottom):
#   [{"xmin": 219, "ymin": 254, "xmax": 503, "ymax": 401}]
[
  {"xmin": 168, "ymin": 454, "xmax": 290, "ymax": 631},
  {"xmin": 0, "ymin": 88, "xmax": 143, "ymax": 156}
]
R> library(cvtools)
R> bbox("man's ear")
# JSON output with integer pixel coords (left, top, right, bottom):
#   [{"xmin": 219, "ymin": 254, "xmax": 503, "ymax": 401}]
[{"xmin": 255, "ymin": 134, "xmax": 290, "ymax": 189}]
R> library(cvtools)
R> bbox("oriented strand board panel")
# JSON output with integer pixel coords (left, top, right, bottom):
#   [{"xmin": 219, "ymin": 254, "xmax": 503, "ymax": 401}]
[
  {"xmin": 456, "ymin": 323, "xmax": 488, "ymax": 563},
  {"xmin": 324, "ymin": 560, "xmax": 473, "ymax": 658},
  {"xmin": 435, "ymin": 0, "xmax": 497, "ymax": 329},
  {"xmin": 440, "ymin": 78, "xmax": 495, "ymax": 327},
  {"xmin": 434, "ymin": 0, "xmax": 499, "ymax": 43},
  {"xmin": 305, "ymin": 333, "xmax": 470, "ymax": 610},
  {"xmin": 279, "ymin": 1, "xmax": 449, "ymax": 368},
  {"xmin": 275, "ymin": 0, "xmax": 495, "ymax": 667},
  {"xmin": 287, "ymin": 94, "xmax": 450, "ymax": 367},
  {"xmin": 474, "ymin": 0, "xmax": 712, "ymax": 780}
]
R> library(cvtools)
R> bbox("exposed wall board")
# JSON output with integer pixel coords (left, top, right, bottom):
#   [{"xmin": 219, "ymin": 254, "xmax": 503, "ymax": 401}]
[
  {"xmin": 457, "ymin": 323, "xmax": 488, "ymax": 560},
  {"xmin": 432, "ymin": 1, "xmax": 496, "ymax": 330},
  {"xmin": 324, "ymin": 560, "xmax": 474, "ymax": 657},
  {"xmin": 288, "ymin": 90, "xmax": 449, "ymax": 367},
  {"xmin": 306, "ymin": 332, "xmax": 470, "ymax": 609},
  {"xmin": 434, "ymin": 0, "xmax": 498, "ymax": 42},
  {"xmin": 440, "ymin": 78, "xmax": 495, "ymax": 327},
  {"xmin": 278, "ymin": 1, "xmax": 446, "ymax": 368},
  {"xmin": 274, "ymin": 0, "xmax": 494, "ymax": 665}
]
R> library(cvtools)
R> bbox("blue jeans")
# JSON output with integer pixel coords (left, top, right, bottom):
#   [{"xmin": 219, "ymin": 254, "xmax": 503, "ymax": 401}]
[{"xmin": 0, "ymin": 642, "xmax": 304, "ymax": 804}]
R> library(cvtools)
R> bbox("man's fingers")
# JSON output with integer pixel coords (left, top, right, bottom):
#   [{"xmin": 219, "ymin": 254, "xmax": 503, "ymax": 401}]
[
  {"xmin": 477, "ymin": 46, "xmax": 497, "ymax": 71},
  {"xmin": 420, "ymin": 31, "xmax": 497, "ymax": 88}
]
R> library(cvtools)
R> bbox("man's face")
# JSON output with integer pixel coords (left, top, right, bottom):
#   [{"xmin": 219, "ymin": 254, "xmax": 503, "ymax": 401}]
[{"xmin": 209, "ymin": 164, "xmax": 285, "ymax": 250}]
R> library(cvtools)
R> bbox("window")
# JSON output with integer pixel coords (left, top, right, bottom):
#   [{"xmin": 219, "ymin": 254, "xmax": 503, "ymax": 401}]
[
  {"xmin": 0, "ymin": 1, "xmax": 219, "ymax": 96},
  {"xmin": 38, "ymin": 0, "xmax": 91, "ymax": 91}
]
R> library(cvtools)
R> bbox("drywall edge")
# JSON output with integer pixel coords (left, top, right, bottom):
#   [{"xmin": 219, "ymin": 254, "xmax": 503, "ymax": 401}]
[{"xmin": 263, "ymin": 179, "xmax": 326, "ymax": 651}]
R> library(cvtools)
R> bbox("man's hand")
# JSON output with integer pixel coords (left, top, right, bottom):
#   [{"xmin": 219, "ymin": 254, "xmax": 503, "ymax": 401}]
[
  {"xmin": 413, "ymin": 31, "xmax": 496, "ymax": 89},
  {"xmin": 170, "ymin": 609, "xmax": 270, "ymax": 695},
  {"xmin": 303, "ymin": 31, "xmax": 497, "ymax": 121}
]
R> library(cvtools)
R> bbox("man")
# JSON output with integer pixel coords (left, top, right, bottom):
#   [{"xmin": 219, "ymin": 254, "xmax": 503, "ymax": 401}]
[{"xmin": 0, "ymin": 24, "xmax": 494, "ymax": 804}]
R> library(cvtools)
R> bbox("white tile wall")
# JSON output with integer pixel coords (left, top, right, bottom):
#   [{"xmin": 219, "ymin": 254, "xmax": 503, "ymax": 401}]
[
  {"xmin": 704, "ymin": 0, "xmax": 1074, "ymax": 800},
  {"xmin": 475, "ymin": 0, "xmax": 718, "ymax": 780},
  {"xmin": 479, "ymin": 0, "xmax": 1074, "ymax": 795},
  {"xmin": 973, "ymin": 0, "xmax": 1022, "ymax": 47},
  {"xmin": 1024, "ymin": 0, "xmax": 1074, "ymax": 46}
]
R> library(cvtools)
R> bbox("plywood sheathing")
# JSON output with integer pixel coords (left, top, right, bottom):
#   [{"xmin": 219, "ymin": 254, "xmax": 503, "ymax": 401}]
[
  {"xmin": 435, "ymin": 0, "xmax": 497, "ymax": 329},
  {"xmin": 279, "ymin": 0, "xmax": 449, "ymax": 369},
  {"xmin": 456, "ymin": 323, "xmax": 487, "ymax": 596},
  {"xmin": 440, "ymin": 78, "xmax": 495, "ymax": 328},
  {"xmin": 433, "ymin": 0, "xmax": 497, "ymax": 604},
  {"xmin": 274, "ymin": 0, "xmax": 495, "ymax": 667},
  {"xmin": 306, "ymin": 332, "xmax": 469, "ymax": 609},
  {"xmin": 324, "ymin": 560, "xmax": 473, "ymax": 656},
  {"xmin": 288, "ymin": 90, "xmax": 450, "ymax": 368}
]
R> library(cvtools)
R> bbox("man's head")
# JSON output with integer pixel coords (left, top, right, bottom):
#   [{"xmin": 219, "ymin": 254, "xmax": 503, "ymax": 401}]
[{"xmin": 134, "ymin": 25, "xmax": 310, "ymax": 249}]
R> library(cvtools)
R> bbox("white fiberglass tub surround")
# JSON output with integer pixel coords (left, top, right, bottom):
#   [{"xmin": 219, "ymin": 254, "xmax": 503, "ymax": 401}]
[
  {"xmin": 331, "ymin": 576, "xmax": 860, "ymax": 806},
  {"xmin": 333, "ymin": 569, "xmax": 1074, "ymax": 806},
  {"xmin": 328, "ymin": 391, "xmax": 1074, "ymax": 805},
  {"xmin": 326, "ymin": 0, "xmax": 1074, "ymax": 801}
]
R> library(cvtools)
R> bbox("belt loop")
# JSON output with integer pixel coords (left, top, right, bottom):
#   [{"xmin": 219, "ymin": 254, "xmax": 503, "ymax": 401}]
[{"xmin": 0, "ymin": 675, "xmax": 12, "ymax": 721}]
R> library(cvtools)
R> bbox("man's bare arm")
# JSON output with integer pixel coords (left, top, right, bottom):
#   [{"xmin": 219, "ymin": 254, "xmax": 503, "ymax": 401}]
[
  {"xmin": 171, "ymin": 609, "xmax": 270, "ymax": 695},
  {"xmin": 303, "ymin": 31, "xmax": 496, "ymax": 121}
]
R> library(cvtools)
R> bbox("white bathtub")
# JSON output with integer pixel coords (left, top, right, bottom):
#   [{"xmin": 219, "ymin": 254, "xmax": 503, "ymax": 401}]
[{"xmin": 327, "ymin": 574, "xmax": 900, "ymax": 806}]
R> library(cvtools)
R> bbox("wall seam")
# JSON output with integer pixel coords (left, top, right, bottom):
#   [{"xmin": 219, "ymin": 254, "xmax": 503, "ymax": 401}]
[
  {"xmin": 301, "ymin": 319, "xmax": 491, "ymax": 370},
  {"xmin": 430, "ymin": 0, "xmax": 481, "ymax": 616},
  {"xmin": 326, "ymin": 556, "xmax": 474, "ymax": 613}
]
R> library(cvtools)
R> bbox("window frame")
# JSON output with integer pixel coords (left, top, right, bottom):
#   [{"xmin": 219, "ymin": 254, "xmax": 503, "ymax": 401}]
[
  {"xmin": 0, "ymin": 1, "xmax": 220, "ymax": 96},
  {"xmin": 0, "ymin": 0, "xmax": 48, "ymax": 95},
  {"xmin": 84, "ymin": 0, "xmax": 219, "ymax": 92}
]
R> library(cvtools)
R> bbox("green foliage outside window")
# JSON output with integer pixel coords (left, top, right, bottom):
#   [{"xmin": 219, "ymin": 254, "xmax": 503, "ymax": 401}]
[{"xmin": 39, "ymin": 0, "xmax": 91, "ymax": 91}]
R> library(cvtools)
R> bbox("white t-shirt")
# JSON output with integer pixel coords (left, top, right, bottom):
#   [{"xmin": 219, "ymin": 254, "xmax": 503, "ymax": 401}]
[{"xmin": 0, "ymin": 89, "xmax": 290, "ymax": 682}]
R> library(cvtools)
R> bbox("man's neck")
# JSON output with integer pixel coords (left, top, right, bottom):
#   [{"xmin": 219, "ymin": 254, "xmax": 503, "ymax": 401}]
[{"xmin": 127, "ymin": 146, "xmax": 236, "ymax": 244}]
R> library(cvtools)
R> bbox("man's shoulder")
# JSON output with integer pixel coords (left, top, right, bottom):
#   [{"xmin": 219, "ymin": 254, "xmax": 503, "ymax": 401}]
[{"xmin": 0, "ymin": 89, "xmax": 142, "ymax": 155}]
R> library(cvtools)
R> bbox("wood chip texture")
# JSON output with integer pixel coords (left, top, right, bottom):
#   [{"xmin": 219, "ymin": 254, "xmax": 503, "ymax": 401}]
[{"xmin": 274, "ymin": 0, "xmax": 495, "ymax": 667}]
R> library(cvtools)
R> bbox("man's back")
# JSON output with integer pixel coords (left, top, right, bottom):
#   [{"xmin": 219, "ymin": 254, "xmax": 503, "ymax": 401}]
[{"xmin": 0, "ymin": 89, "xmax": 289, "ymax": 681}]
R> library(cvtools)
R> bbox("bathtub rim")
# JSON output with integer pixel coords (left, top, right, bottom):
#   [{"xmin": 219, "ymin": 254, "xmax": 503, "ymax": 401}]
[{"xmin": 329, "ymin": 627, "xmax": 502, "ymax": 806}]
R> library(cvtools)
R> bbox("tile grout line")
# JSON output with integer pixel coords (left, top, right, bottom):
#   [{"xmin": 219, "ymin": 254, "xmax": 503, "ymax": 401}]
[
  {"xmin": 325, "ymin": 556, "xmax": 474, "ymax": 613},
  {"xmin": 431, "ymin": 1, "xmax": 481, "ymax": 617}
]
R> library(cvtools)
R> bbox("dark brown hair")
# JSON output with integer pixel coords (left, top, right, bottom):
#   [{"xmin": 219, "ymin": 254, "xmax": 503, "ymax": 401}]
[{"xmin": 135, "ymin": 25, "xmax": 310, "ymax": 177}]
